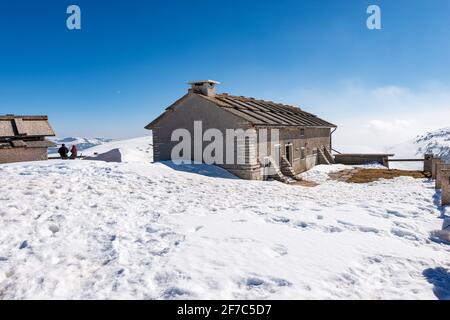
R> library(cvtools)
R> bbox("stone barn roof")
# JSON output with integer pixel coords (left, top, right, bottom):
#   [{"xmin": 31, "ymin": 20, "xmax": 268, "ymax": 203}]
[
  {"xmin": 204, "ymin": 93, "xmax": 336, "ymax": 128},
  {"xmin": 146, "ymin": 90, "xmax": 336, "ymax": 130},
  {"xmin": 0, "ymin": 115, "xmax": 56, "ymax": 149},
  {"xmin": 0, "ymin": 115, "xmax": 55, "ymax": 138}
]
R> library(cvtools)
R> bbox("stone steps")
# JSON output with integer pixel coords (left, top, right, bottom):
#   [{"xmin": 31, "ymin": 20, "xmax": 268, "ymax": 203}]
[
  {"xmin": 323, "ymin": 147, "xmax": 336, "ymax": 164},
  {"xmin": 318, "ymin": 148, "xmax": 331, "ymax": 165},
  {"xmin": 266, "ymin": 157, "xmax": 293, "ymax": 183},
  {"xmin": 280, "ymin": 156, "xmax": 301, "ymax": 180}
]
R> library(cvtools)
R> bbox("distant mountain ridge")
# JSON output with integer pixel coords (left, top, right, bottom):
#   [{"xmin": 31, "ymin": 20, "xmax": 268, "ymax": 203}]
[
  {"xmin": 48, "ymin": 137, "xmax": 114, "ymax": 154},
  {"xmin": 386, "ymin": 127, "xmax": 450, "ymax": 170},
  {"xmin": 413, "ymin": 127, "xmax": 450, "ymax": 160}
]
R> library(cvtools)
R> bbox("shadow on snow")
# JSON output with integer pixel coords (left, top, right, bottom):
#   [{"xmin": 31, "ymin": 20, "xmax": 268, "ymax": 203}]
[
  {"xmin": 159, "ymin": 161, "xmax": 239, "ymax": 180},
  {"xmin": 423, "ymin": 267, "xmax": 450, "ymax": 300}
]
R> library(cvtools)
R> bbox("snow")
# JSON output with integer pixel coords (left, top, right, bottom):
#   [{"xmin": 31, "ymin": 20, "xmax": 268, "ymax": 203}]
[
  {"xmin": 82, "ymin": 136, "xmax": 153, "ymax": 163},
  {"xmin": 0, "ymin": 150, "xmax": 449, "ymax": 299}
]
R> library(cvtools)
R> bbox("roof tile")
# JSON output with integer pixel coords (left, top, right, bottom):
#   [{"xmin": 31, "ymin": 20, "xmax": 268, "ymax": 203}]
[{"xmin": 209, "ymin": 94, "xmax": 336, "ymax": 127}]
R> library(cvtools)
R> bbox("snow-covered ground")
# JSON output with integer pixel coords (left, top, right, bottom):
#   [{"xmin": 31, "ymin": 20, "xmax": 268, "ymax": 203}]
[{"xmin": 0, "ymin": 155, "xmax": 449, "ymax": 299}]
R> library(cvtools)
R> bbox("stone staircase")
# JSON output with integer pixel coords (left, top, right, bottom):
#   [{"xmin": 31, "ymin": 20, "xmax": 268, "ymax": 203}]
[
  {"xmin": 280, "ymin": 156, "xmax": 301, "ymax": 180},
  {"xmin": 323, "ymin": 147, "xmax": 336, "ymax": 164},
  {"xmin": 264, "ymin": 157, "xmax": 294, "ymax": 183},
  {"xmin": 264, "ymin": 146, "xmax": 336, "ymax": 183},
  {"xmin": 318, "ymin": 147, "xmax": 335, "ymax": 165}
]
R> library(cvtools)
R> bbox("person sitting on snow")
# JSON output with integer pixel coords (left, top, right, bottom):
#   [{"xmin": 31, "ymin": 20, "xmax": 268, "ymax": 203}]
[
  {"xmin": 58, "ymin": 144, "xmax": 69, "ymax": 159},
  {"xmin": 69, "ymin": 145, "xmax": 78, "ymax": 159}
]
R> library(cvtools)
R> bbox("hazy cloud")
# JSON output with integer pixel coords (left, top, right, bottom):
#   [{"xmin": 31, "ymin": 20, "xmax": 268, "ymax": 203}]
[{"xmin": 282, "ymin": 82, "xmax": 450, "ymax": 148}]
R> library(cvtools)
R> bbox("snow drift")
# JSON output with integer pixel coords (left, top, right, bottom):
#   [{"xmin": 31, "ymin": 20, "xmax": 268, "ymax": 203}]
[{"xmin": 82, "ymin": 136, "xmax": 153, "ymax": 163}]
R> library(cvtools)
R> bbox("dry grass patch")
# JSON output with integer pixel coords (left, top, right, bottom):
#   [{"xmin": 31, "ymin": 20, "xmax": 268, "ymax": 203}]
[
  {"xmin": 289, "ymin": 180, "xmax": 319, "ymax": 187},
  {"xmin": 329, "ymin": 168, "xmax": 429, "ymax": 184}
]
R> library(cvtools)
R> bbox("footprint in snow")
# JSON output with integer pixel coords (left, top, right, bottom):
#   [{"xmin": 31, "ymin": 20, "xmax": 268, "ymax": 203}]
[
  {"xmin": 19, "ymin": 240, "xmax": 28, "ymax": 249},
  {"xmin": 246, "ymin": 277, "xmax": 265, "ymax": 287},
  {"xmin": 49, "ymin": 225, "xmax": 59, "ymax": 234},
  {"xmin": 242, "ymin": 276, "xmax": 292, "ymax": 297},
  {"xmin": 270, "ymin": 216, "xmax": 290, "ymax": 224},
  {"xmin": 390, "ymin": 228, "xmax": 421, "ymax": 241},
  {"xmin": 271, "ymin": 244, "xmax": 288, "ymax": 257},
  {"xmin": 162, "ymin": 287, "xmax": 192, "ymax": 299}
]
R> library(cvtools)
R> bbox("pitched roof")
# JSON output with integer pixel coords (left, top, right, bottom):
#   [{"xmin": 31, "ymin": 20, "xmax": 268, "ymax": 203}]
[
  {"xmin": 146, "ymin": 93, "xmax": 336, "ymax": 129},
  {"xmin": 204, "ymin": 94, "xmax": 336, "ymax": 127},
  {"xmin": 0, "ymin": 115, "xmax": 56, "ymax": 138}
]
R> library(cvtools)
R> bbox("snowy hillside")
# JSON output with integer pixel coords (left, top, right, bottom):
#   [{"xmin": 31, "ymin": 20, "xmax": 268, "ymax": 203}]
[
  {"xmin": 82, "ymin": 136, "xmax": 153, "ymax": 163},
  {"xmin": 0, "ymin": 156, "xmax": 448, "ymax": 299},
  {"xmin": 48, "ymin": 137, "xmax": 114, "ymax": 154},
  {"xmin": 386, "ymin": 127, "xmax": 450, "ymax": 170}
]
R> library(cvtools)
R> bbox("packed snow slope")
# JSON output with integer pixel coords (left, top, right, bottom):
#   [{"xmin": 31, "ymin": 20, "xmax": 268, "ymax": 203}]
[
  {"xmin": 82, "ymin": 136, "xmax": 153, "ymax": 163},
  {"xmin": 0, "ymin": 157, "xmax": 449, "ymax": 299},
  {"xmin": 386, "ymin": 127, "xmax": 450, "ymax": 170}
]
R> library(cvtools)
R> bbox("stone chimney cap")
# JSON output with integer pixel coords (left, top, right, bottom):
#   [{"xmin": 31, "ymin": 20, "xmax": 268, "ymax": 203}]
[
  {"xmin": 187, "ymin": 80, "xmax": 221, "ymax": 85},
  {"xmin": 187, "ymin": 80, "xmax": 220, "ymax": 97}
]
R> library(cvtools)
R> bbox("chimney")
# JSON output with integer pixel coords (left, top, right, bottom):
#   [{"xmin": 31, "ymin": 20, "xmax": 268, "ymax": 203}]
[{"xmin": 188, "ymin": 80, "xmax": 220, "ymax": 97}]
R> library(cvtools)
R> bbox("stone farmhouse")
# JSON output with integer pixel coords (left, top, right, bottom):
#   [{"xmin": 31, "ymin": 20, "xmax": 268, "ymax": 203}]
[
  {"xmin": 0, "ymin": 115, "xmax": 56, "ymax": 164},
  {"xmin": 146, "ymin": 80, "xmax": 337, "ymax": 181}
]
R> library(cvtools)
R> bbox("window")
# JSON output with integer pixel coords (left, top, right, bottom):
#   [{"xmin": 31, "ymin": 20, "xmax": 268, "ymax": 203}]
[{"xmin": 300, "ymin": 128, "xmax": 305, "ymax": 137}]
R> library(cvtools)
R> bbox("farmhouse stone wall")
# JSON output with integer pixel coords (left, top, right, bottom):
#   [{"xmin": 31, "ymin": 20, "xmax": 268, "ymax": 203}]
[
  {"xmin": 278, "ymin": 127, "xmax": 330, "ymax": 173},
  {"xmin": 0, "ymin": 147, "xmax": 48, "ymax": 164},
  {"xmin": 334, "ymin": 154, "xmax": 390, "ymax": 166}
]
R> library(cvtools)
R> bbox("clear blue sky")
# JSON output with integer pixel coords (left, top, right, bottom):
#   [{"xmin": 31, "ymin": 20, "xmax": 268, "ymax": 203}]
[{"xmin": 1, "ymin": 0, "xmax": 449, "ymax": 141}]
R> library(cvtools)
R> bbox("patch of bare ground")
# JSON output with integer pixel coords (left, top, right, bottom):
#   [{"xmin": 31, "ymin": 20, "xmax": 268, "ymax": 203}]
[
  {"xmin": 329, "ymin": 168, "xmax": 429, "ymax": 184},
  {"xmin": 289, "ymin": 180, "xmax": 319, "ymax": 187}
]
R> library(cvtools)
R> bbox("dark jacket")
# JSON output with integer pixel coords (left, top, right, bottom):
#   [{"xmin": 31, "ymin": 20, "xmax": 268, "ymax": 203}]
[{"xmin": 58, "ymin": 146, "xmax": 69, "ymax": 158}]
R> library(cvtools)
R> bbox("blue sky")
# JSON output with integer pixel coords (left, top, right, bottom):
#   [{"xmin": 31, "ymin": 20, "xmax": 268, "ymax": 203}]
[{"xmin": 1, "ymin": 0, "xmax": 449, "ymax": 145}]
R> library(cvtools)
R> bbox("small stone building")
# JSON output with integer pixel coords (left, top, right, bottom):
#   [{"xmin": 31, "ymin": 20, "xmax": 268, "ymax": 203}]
[
  {"xmin": 0, "ymin": 115, "xmax": 56, "ymax": 164},
  {"xmin": 145, "ymin": 80, "xmax": 337, "ymax": 180}
]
